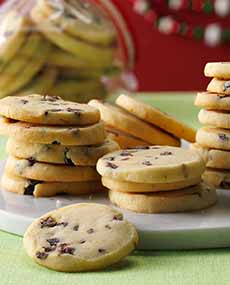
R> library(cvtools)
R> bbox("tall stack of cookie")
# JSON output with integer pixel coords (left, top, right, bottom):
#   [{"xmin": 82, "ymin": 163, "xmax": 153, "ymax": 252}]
[
  {"xmin": 0, "ymin": 94, "xmax": 119, "ymax": 197},
  {"xmin": 89, "ymin": 94, "xmax": 196, "ymax": 149},
  {"xmin": 0, "ymin": 0, "xmax": 118, "ymax": 102},
  {"xmin": 97, "ymin": 146, "xmax": 217, "ymax": 213},
  {"xmin": 194, "ymin": 62, "xmax": 230, "ymax": 188}
]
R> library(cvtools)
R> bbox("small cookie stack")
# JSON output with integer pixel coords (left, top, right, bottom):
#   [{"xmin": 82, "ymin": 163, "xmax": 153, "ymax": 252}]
[
  {"xmin": 0, "ymin": 94, "xmax": 119, "ymax": 197},
  {"xmin": 89, "ymin": 94, "xmax": 196, "ymax": 149},
  {"xmin": 194, "ymin": 62, "xmax": 230, "ymax": 188},
  {"xmin": 97, "ymin": 146, "xmax": 217, "ymax": 213},
  {"xmin": 0, "ymin": 0, "xmax": 118, "ymax": 102}
]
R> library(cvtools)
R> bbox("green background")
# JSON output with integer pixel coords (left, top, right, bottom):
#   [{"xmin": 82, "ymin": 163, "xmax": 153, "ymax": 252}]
[{"xmin": 0, "ymin": 93, "xmax": 229, "ymax": 285}]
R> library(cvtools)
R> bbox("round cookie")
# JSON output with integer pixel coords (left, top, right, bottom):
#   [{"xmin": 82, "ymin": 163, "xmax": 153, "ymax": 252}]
[
  {"xmin": 191, "ymin": 143, "xmax": 230, "ymax": 169},
  {"xmin": 207, "ymin": 78, "xmax": 230, "ymax": 95},
  {"xmin": 36, "ymin": 0, "xmax": 117, "ymax": 46},
  {"xmin": 30, "ymin": 6, "xmax": 115, "ymax": 66},
  {"xmin": 198, "ymin": 109, "xmax": 230, "ymax": 129},
  {"xmin": 0, "ymin": 94, "xmax": 100, "ymax": 125},
  {"xmin": 106, "ymin": 128, "xmax": 149, "ymax": 149},
  {"xmin": 102, "ymin": 176, "xmax": 201, "ymax": 193},
  {"xmin": 1, "ymin": 173, "xmax": 103, "ymax": 197},
  {"xmin": 202, "ymin": 168, "xmax": 230, "ymax": 189},
  {"xmin": 196, "ymin": 127, "xmax": 230, "ymax": 150},
  {"xmin": 109, "ymin": 183, "xmax": 217, "ymax": 213},
  {"xmin": 6, "ymin": 138, "xmax": 119, "ymax": 166},
  {"xmin": 23, "ymin": 203, "xmax": 138, "ymax": 272},
  {"xmin": 89, "ymin": 100, "xmax": 180, "ymax": 146},
  {"xmin": 194, "ymin": 92, "xmax": 230, "ymax": 111},
  {"xmin": 116, "ymin": 94, "xmax": 196, "ymax": 142},
  {"xmin": 97, "ymin": 146, "xmax": 205, "ymax": 184},
  {"xmin": 204, "ymin": 62, "xmax": 230, "ymax": 79},
  {"xmin": 5, "ymin": 156, "xmax": 100, "ymax": 182},
  {"xmin": 0, "ymin": 117, "xmax": 106, "ymax": 145}
]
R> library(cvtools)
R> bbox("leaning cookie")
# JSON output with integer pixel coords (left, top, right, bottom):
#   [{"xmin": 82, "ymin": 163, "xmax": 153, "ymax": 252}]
[
  {"xmin": 109, "ymin": 183, "xmax": 217, "ymax": 213},
  {"xmin": 6, "ymin": 138, "xmax": 119, "ymax": 166},
  {"xmin": 1, "ymin": 172, "xmax": 103, "ymax": 197},
  {"xmin": 23, "ymin": 203, "xmax": 138, "ymax": 272},
  {"xmin": 204, "ymin": 62, "xmax": 230, "ymax": 79},
  {"xmin": 207, "ymin": 78, "xmax": 230, "ymax": 95}
]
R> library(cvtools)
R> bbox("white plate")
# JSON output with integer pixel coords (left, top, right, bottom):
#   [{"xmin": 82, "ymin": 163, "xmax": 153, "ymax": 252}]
[{"xmin": 1, "ymin": 160, "xmax": 230, "ymax": 250}]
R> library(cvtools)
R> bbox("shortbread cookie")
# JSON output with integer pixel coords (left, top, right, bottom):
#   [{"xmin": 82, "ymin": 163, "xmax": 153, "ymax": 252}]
[
  {"xmin": 191, "ymin": 143, "xmax": 230, "ymax": 169},
  {"xmin": 1, "ymin": 173, "xmax": 103, "ymax": 197},
  {"xmin": 202, "ymin": 168, "xmax": 230, "ymax": 188},
  {"xmin": 106, "ymin": 128, "xmax": 149, "ymax": 149},
  {"xmin": 0, "ymin": 117, "xmax": 105, "ymax": 145},
  {"xmin": 204, "ymin": 62, "xmax": 230, "ymax": 79},
  {"xmin": 97, "ymin": 146, "xmax": 205, "ymax": 183},
  {"xmin": 23, "ymin": 203, "xmax": 138, "ymax": 272},
  {"xmin": 116, "ymin": 94, "xmax": 196, "ymax": 142},
  {"xmin": 102, "ymin": 176, "xmax": 201, "ymax": 193},
  {"xmin": 89, "ymin": 100, "xmax": 180, "ymax": 146},
  {"xmin": 36, "ymin": 0, "xmax": 117, "ymax": 46},
  {"xmin": 7, "ymin": 138, "xmax": 119, "ymax": 166},
  {"xmin": 198, "ymin": 109, "xmax": 230, "ymax": 128},
  {"xmin": 31, "ymin": 7, "xmax": 115, "ymax": 66},
  {"xmin": 17, "ymin": 68, "xmax": 58, "ymax": 96},
  {"xmin": 0, "ymin": 94, "xmax": 100, "ymax": 125},
  {"xmin": 5, "ymin": 156, "xmax": 100, "ymax": 182},
  {"xmin": 196, "ymin": 127, "xmax": 230, "ymax": 150},
  {"xmin": 194, "ymin": 92, "xmax": 230, "ymax": 110},
  {"xmin": 0, "ymin": 11, "xmax": 29, "ymax": 64},
  {"xmin": 207, "ymin": 78, "xmax": 230, "ymax": 95},
  {"xmin": 109, "ymin": 183, "xmax": 217, "ymax": 213}
]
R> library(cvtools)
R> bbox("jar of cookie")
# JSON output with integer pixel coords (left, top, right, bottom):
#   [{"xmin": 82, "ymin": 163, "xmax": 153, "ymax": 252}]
[{"xmin": 0, "ymin": 0, "xmax": 136, "ymax": 102}]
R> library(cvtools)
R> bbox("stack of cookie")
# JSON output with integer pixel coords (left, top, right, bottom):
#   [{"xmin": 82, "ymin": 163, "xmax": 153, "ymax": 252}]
[
  {"xmin": 0, "ymin": 94, "xmax": 119, "ymax": 197},
  {"xmin": 194, "ymin": 62, "xmax": 230, "ymax": 188},
  {"xmin": 89, "ymin": 94, "xmax": 196, "ymax": 148},
  {"xmin": 0, "ymin": 0, "xmax": 118, "ymax": 102},
  {"xmin": 97, "ymin": 146, "xmax": 217, "ymax": 213}
]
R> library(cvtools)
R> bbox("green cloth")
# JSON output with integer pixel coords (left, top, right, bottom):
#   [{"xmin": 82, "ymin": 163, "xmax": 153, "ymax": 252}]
[{"xmin": 0, "ymin": 93, "xmax": 229, "ymax": 285}]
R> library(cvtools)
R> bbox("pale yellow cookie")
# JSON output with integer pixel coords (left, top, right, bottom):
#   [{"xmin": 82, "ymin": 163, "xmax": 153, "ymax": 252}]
[
  {"xmin": 196, "ymin": 127, "xmax": 230, "ymax": 150},
  {"xmin": 0, "ymin": 94, "xmax": 100, "ymax": 125},
  {"xmin": 1, "ymin": 172, "xmax": 103, "ymax": 197},
  {"xmin": 207, "ymin": 78, "xmax": 230, "ymax": 95},
  {"xmin": 102, "ymin": 176, "xmax": 201, "ymax": 193},
  {"xmin": 109, "ymin": 183, "xmax": 217, "ymax": 213},
  {"xmin": 198, "ymin": 109, "xmax": 230, "ymax": 129},
  {"xmin": 5, "ymin": 156, "xmax": 100, "ymax": 182},
  {"xmin": 202, "ymin": 168, "xmax": 230, "ymax": 188},
  {"xmin": 116, "ymin": 94, "xmax": 196, "ymax": 142},
  {"xmin": 194, "ymin": 92, "xmax": 230, "ymax": 111},
  {"xmin": 0, "ymin": 116, "xmax": 106, "ymax": 146},
  {"xmin": 89, "ymin": 100, "xmax": 180, "ymax": 146},
  {"xmin": 191, "ymin": 143, "xmax": 230, "ymax": 169},
  {"xmin": 204, "ymin": 62, "xmax": 230, "ymax": 79},
  {"xmin": 6, "ymin": 138, "xmax": 119, "ymax": 166},
  {"xmin": 23, "ymin": 203, "xmax": 138, "ymax": 272},
  {"xmin": 97, "ymin": 146, "xmax": 205, "ymax": 184}
]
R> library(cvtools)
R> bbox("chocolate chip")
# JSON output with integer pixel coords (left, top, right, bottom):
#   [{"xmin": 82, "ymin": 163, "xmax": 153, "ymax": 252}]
[
  {"xmin": 73, "ymin": 225, "xmax": 79, "ymax": 231},
  {"xmin": 103, "ymin": 157, "xmax": 115, "ymax": 161},
  {"xmin": 47, "ymin": 238, "xmax": 60, "ymax": 246},
  {"xmin": 105, "ymin": 225, "xmax": 111, "ymax": 230},
  {"xmin": 121, "ymin": 157, "xmax": 130, "ymax": 161},
  {"xmin": 40, "ymin": 216, "xmax": 57, "ymax": 228},
  {"xmin": 57, "ymin": 222, "xmax": 68, "ymax": 227},
  {"xmin": 106, "ymin": 162, "xmax": 118, "ymax": 169},
  {"xmin": 142, "ymin": 161, "xmax": 152, "ymax": 166},
  {"xmin": 51, "ymin": 141, "xmax": 61, "ymax": 145},
  {"xmin": 58, "ymin": 243, "xmax": 75, "ymax": 255},
  {"xmin": 219, "ymin": 134, "xmax": 229, "ymax": 141},
  {"xmin": 66, "ymin": 108, "xmax": 82, "ymax": 116},
  {"xmin": 87, "ymin": 228, "xmax": 94, "ymax": 234},
  {"xmin": 160, "ymin": 151, "xmax": 173, "ymax": 156},
  {"xmin": 44, "ymin": 111, "xmax": 48, "ymax": 116},
  {"xmin": 218, "ymin": 94, "xmax": 229, "ymax": 99},
  {"xmin": 131, "ymin": 146, "xmax": 150, "ymax": 150},
  {"xmin": 36, "ymin": 251, "xmax": 48, "ymax": 260},
  {"xmin": 79, "ymin": 240, "xmax": 86, "ymax": 244},
  {"xmin": 27, "ymin": 157, "xmax": 36, "ymax": 166},
  {"xmin": 43, "ymin": 246, "xmax": 56, "ymax": 252},
  {"xmin": 24, "ymin": 180, "xmax": 42, "ymax": 195},
  {"xmin": 113, "ymin": 214, "xmax": 123, "ymax": 221},
  {"xmin": 223, "ymin": 81, "xmax": 230, "ymax": 92},
  {"xmin": 21, "ymin": 99, "xmax": 28, "ymax": 104},
  {"xmin": 120, "ymin": 151, "xmax": 134, "ymax": 157},
  {"xmin": 64, "ymin": 148, "xmax": 74, "ymax": 166},
  {"xmin": 98, "ymin": 248, "xmax": 106, "ymax": 254}
]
